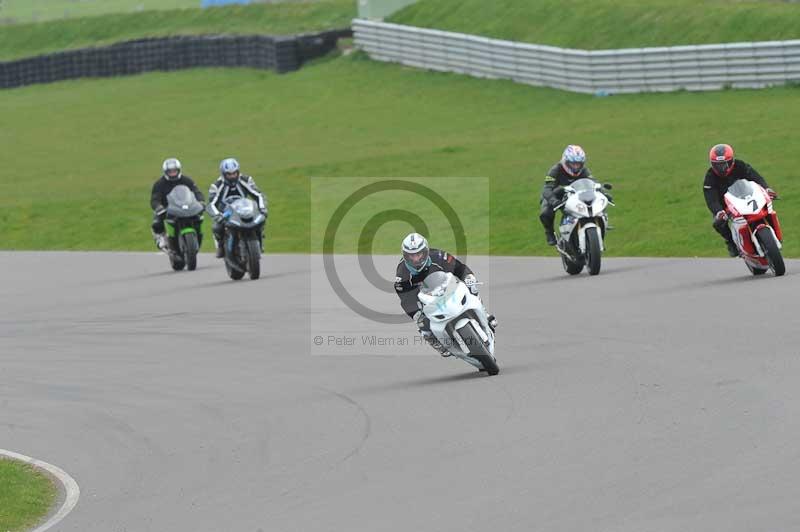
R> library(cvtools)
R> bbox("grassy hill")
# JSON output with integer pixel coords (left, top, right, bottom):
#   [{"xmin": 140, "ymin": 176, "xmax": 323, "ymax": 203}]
[
  {"xmin": 0, "ymin": 1, "xmax": 355, "ymax": 61},
  {"xmin": 1, "ymin": 0, "xmax": 198, "ymax": 24},
  {"xmin": 391, "ymin": 0, "xmax": 800, "ymax": 49},
  {"xmin": 1, "ymin": 53, "xmax": 798, "ymax": 257}
]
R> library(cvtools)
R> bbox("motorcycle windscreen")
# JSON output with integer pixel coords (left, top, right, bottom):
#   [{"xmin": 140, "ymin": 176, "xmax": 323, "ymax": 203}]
[
  {"xmin": 419, "ymin": 272, "xmax": 459, "ymax": 301},
  {"xmin": 726, "ymin": 179, "xmax": 755, "ymax": 199},
  {"xmin": 166, "ymin": 185, "xmax": 203, "ymax": 216},
  {"xmin": 571, "ymin": 177, "xmax": 597, "ymax": 204},
  {"xmin": 570, "ymin": 178, "xmax": 596, "ymax": 192},
  {"xmin": 231, "ymin": 198, "xmax": 257, "ymax": 221}
]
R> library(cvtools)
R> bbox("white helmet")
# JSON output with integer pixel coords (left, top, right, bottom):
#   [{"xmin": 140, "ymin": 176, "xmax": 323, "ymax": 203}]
[
  {"xmin": 402, "ymin": 232, "xmax": 431, "ymax": 273},
  {"xmin": 162, "ymin": 158, "xmax": 182, "ymax": 181}
]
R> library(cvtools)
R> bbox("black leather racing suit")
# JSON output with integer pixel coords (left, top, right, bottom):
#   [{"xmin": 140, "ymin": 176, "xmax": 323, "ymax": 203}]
[
  {"xmin": 150, "ymin": 175, "xmax": 204, "ymax": 234},
  {"xmin": 394, "ymin": 249, "xmax": 475, "ymax": 319},
  {"xmin": 703, "ymin": 160, "xmax": 769, "ymax": 243},
  {"xmin": 539, "ymin": 163, "xmax": 594, "ymax": 235}
]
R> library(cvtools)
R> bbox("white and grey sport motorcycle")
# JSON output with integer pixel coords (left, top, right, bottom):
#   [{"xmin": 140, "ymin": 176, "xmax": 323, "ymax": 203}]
[
  {"xmin": 552, "ymin": 178, "xmax": 614, "ymax": 275},
  {"xmin": 417, "ymin": 271, "xmax": 499, "ymax": 375}
]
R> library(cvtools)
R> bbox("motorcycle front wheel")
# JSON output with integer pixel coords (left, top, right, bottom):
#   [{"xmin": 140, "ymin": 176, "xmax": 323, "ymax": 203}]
[
  {"xmin": 586, "ymin": 227, "xmax": 602, "ymax": 275},
  {"xmin": 456, "ymin": 323, "xmax": 499, "ymax": 376},
  {"xmin": 246, "ymin": 238, "xmax": 261, "ymax": 280},
  {"xmin": 756, "ymin": 227, "xmax": 785, "ymax": 276},
  {"xmin": 182, "ymin": 232, "xmax": 199, "ymax": 271}
]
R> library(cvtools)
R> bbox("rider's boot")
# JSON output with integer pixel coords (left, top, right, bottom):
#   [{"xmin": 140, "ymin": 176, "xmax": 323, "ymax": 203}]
[
  {"xmin": 152, "ymin": 231, "xmax": 169, "ymax": 252},
  {"xmin": 545, "ymin": 230, "xmax": 557, "ymax": 246},
  {"xmin": 214, "ymin": 237, "xmax": 224, "ymax": 258},
  {"xmin": 726, "ymin": 239, "xmax": 739, "ymax": 257},
  {"xmin": 487, "ymin": 314, "xmax": 498, "ymax": 332}
]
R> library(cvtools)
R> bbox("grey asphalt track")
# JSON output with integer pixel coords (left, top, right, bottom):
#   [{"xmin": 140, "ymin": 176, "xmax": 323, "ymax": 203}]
[{"xmin": 3, "ymin": 251, "xmax": 800, "ymax": 532}]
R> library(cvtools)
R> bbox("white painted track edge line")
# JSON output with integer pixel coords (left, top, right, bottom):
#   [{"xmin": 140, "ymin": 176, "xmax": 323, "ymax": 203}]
[{"xmin": 0, "ymin": 448, "xmax": 80, "ymax": 532}]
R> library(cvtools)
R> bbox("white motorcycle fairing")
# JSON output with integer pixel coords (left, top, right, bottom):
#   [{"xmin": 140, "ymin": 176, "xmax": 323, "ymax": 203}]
[
  {"xmin": 553, "ymin": 178, "xmax": 613, "ymax": 275},
  {"xmin": 417, "ymin": 273, "xmax": 496, "ymax": 371}
]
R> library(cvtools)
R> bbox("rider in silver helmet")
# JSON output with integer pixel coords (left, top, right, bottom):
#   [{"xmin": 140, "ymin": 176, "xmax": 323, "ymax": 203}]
[
  {"xmin": 150, "ymin": 157, "xmax": 204, "ymax": 251},
  {"xmin": 206, "ymin": 157, "xmax": 268, "ymax": 258},
  {"xmin": 394, "ymin": 232, "xmax": 497, "ymax": 357}
]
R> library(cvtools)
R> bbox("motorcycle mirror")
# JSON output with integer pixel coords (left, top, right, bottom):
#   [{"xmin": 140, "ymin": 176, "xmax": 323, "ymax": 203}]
[{"xmin": 603, "ymin": 183, "xmax": 613, "ymax": 190}]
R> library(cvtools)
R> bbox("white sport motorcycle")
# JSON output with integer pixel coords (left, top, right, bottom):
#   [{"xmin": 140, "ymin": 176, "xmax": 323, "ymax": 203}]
[
  {"xmin": 552, "ymin": 178, "xmax": 614, "ymax": 275},
  {"xmin": 417, "ymin": 271, "xmax": 499, "ymax": 376}
]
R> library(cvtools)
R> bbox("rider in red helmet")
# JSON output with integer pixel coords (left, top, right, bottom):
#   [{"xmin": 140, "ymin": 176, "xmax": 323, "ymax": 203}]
[{"xmin": 703, "ymin": 144, "xmax": 777, "ymax": 257}]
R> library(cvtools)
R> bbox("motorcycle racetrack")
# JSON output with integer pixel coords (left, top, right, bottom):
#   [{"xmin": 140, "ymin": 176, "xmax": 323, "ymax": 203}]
[{"xmin": 3, "ymin": 251, "xmax": 800, "ymax": 532}]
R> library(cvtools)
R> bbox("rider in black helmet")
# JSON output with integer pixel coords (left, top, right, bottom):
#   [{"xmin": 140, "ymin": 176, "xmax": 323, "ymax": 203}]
[{"xmin": 703, "ymin": 144, "xmax": 776, "ymax": 257}]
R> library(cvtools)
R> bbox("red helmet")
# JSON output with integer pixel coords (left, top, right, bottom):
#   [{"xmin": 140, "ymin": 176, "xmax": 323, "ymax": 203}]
[{"xmin": 709, "ymin": 144, "xmax": 735, "ymax": 176}]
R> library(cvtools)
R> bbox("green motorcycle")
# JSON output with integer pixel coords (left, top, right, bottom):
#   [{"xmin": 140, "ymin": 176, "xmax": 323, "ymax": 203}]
[{"xmin": 164, "ymin": 185, "xmax": 204, "ymax": 271}]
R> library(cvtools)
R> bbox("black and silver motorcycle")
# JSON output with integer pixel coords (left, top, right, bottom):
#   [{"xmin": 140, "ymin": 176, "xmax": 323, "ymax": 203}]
[
  {"xmin": 221, "ymin": 198, "xmax": 266, "ymax": 280},
  {"xmin": 164, "ymin": 185, "xmax": 204, "ymax": 271}
]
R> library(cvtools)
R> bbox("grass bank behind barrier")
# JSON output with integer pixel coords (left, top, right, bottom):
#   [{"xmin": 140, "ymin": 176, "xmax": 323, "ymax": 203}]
[
  {"xmin": 0, "ymin": 1, "xmax": 356, "ymax": 61},
  {"xmin": 391, "ymin": 0, "xmax": 800, "ymax": 49}
]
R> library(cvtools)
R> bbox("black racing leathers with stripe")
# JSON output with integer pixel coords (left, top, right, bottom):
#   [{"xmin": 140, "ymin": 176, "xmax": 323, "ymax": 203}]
[
  {"xmin": 394, "ymin": 249, "xmax": 474, "ymax": 318},
  {"xmin": 207, "ymin": 175, "xmax": 268, "ymax": 217},
  {"xmin": 703, "ymin": 159, "xmax": 769, "ymax": 214}
]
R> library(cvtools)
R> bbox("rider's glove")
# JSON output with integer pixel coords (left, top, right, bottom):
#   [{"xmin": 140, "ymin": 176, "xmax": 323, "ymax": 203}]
[
  {"xmin": 154, "ymin": 205, "xmax": 166, "ymax": 216},
  {"xmin": 464, "ymin": 274, "xmax": 479, "ymax": 295},
  {"xmin": 714, "ymin": 210, "xmax": 728, "ymax": 223},
  {"xmin": 766, "ymin": 188, "xmax": 778, "ymax": 200}
]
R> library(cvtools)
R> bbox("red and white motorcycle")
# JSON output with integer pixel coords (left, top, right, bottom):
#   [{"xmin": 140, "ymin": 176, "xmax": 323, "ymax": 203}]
[{"xmin": 723, "ymin": 179, "xmax": 785, "ymax": 276}]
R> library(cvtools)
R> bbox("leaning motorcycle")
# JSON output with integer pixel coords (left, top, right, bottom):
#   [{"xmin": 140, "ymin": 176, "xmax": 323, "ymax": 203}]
[
  {"xmin": 723, "ymin": 179, "xmax": 785, "ymax": 276},
  {"xmin": 221, "ymin": 198, "xmax": 266, "ymax": 281},
  {"xmin": 417, "ymin": 271, "xmax": 499, "ymax": 376},
  {"xmin": 163, "ymin": 185, "xmax": 204, "ymax": 271},
  {"xmin": 552, "ymin": 179, "xmax": 613, "ymax": 276}
]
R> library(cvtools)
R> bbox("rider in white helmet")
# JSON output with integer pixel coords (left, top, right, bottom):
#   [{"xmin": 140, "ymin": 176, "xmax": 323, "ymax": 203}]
[
  {"xmin": 395, "ymin": 233, "xmax": 497, "ymax": 357},
  {"xmin": 207, "ymin": 157, "xmax": 268, "ymax": 258},
  {"xmin": 150, "ymin": 157, "xmax": 204, "ymax": 251}
]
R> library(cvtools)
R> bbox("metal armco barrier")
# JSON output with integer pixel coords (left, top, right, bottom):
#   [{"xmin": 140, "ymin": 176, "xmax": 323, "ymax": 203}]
[
  {"xmin": 353, "ymin": 19, "xmax": 800, "ymax": 94},
  {"xmin": 0, "ymin": 29, "xmax": 351, "ymax": 89}
]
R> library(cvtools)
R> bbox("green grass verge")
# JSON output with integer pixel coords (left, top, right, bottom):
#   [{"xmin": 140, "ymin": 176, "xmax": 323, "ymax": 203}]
[
  {"xmin": 1, "ymin": 54, "xmax": 798, "ymax": 257},
  {"xmin": 0, "ymin": 1, "xmax": 355, "ymax": 61},
  {"xmin": 391, "ymin": 0, "xmax": 800, "ymax": 49},
  {"xmin": 1, "ymin": 0, "xmax": 198, "ymax": 24},
  {"xmin": 0, "ymin": 459, "xmax": 57, "ymax": 532}
]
